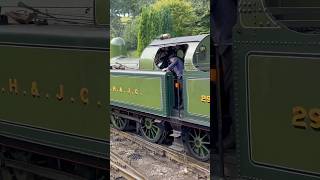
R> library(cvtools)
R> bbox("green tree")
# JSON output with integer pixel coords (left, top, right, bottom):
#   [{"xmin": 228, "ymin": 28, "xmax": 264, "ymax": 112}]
[
  {"xmin": 123, "ymin": 18, "xmax": 139, "ymax": 50},
  {"xmin": 110, "ymin": 0, "xmax": 157, "ymax": 41},
  {"xmin": 190, "ymin": 0, "xmax": 210, "ymax": 34},
  {"xmin": 137, "ymin": 0, "xmax": 197, "ymax": 55},
  {"xmin": 111, "ymin": 15, "xmax": 125, "ymax": 38}
]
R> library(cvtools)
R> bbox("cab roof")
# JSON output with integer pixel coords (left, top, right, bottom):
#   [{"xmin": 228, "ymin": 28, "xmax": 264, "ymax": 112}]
[{"xmin": 149, "ymin": 34, "xmax": 209, "ymax": 46}]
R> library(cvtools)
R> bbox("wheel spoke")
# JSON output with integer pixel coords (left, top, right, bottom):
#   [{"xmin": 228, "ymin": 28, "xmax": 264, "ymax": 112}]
[
  {"xmin": 153, "ymin": 125, "xmax": 160, "ymax": 131},
  {"xmin": 152, "ymin": 127, "xmax": 160, "ymax": 134},
  {"xmin": 147, "ymin": 129, "xmax": 150, "ymax": 137},
  {"xmin": 148, "ymin": 129, "xmax": 152, "ymax": 138},
  {"xmin": 202, "ymin": 145, "xmax": 210, "ymax": 156},
  {"xmin": 193, "ymin": 129, "xmax": 198, "ymax": 138},
  {"xmin": 150, "ymin": 129, "xmax": 157, "ymax": 137},
  {"xmin": 193, "ymin": 146, "xmax": 200, "ymax": 155},
  {"xmin": 150, "ymin": 128, "xmax": 156, "ymax": 138},
  {"xmin": 200, "ymin": 134, "xmax": 208, "ymax": 141},
  {"xmin": 119, "ymin": 119, "xmax": 124, "ymax": 127},
  {"xmin": 189, "ymin": 132, "xmax": 196, "ymax": 140},
  {"xmin": 199, "ymin": 146, "xmax": 204, "ymax": 157}
]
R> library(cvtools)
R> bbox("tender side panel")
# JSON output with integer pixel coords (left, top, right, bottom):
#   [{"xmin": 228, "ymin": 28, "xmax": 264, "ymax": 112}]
[
  {"xmin": 0, "ymin": 46, "xmax": 108, "ymax": 158},
  {"xmin": 110, "ymin": 71, "xmax": 173, "ymax": 117},
  {"xmin": 95, "ymin": 0, "xmax": 109, "ymax": 25},
  {"xmin": 183, "ymin": 72, "xmax": 210, "ymax": 127},
  {"xmin": 248, "ymin": 54, "xmax": 320, "ymax": 176}
]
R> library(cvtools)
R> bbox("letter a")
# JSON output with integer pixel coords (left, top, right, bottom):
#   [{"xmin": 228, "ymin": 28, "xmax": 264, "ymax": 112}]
[
  {"xmin": 9, "ymin": 78, "xmax": 18, "ymax": 94},
  {"xmin": 31, "ymin": 81, "xmax": 40, "ymax": 97}
]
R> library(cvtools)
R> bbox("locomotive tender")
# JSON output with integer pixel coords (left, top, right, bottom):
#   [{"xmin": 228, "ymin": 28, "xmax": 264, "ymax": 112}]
[
  {"xmin": 0, "ymin": 1, "xmax": 109, "ymax": 179},
  {"xmin": 214, "ymin": 0, "xmax": 320, "ymax": 179},
  {"xmin": 110, "ymin": 34, "xmax": 210, "ymax": 161}
]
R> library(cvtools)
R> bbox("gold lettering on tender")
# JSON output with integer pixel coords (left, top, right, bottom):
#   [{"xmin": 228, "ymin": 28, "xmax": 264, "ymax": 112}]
[
  {"xmin": 201, "ymin": 95, "xmax": 206, "ymax": 102},
  {"xmin": 9, "ymin": 78, "xmax": 18, "ymax": 94},
  {"xmin": 56, "ymin": 84, "xmax": 64, "ymax": 101},
  {"xmin": 292, "ymin": 106, "xmax": 307, "ymax": 128},
  {"xmin": 31, "ymin": 81, "xmax": 40, "ymax": 97},
  {"xmin": 309, "ymin": 108, "xmax": 320, "ymax": 129},
  {"xmin": 112, "ymin": 86, "xmax": 142, "ymax": 95},
  {"xmin": 201, "ymin": 95, "xmax": 210, "ymax": 103},
  {"xmin": 80, "ymin": 88, "xmax": 89, "ymax": 104}
]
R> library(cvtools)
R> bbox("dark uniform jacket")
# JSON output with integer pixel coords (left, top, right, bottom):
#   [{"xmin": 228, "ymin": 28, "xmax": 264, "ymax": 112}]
[{"xmin": 167, "ymin": 57, "xmax": 184, "ymax": 79}]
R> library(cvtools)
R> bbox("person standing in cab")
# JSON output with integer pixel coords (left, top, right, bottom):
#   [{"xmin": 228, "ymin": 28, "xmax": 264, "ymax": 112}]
[{"xmin": 162, "ymin": 49, "xmax": 184, "ymax": 108}]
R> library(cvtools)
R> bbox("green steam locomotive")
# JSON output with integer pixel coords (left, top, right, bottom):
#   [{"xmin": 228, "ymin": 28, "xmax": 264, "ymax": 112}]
[
  {"xmin": 214, "ymin": 0, "xmax": 320, "ymax": 179},
  {"xmin": 0, "ymin": 1, "xmax": 108, "ymax": 179},
  {"xmin": 110, "ymin": 34, "xmax": 210, "ymax": 161}
]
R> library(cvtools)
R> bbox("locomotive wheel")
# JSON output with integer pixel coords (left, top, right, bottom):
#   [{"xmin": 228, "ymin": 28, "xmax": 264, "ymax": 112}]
[
  {"xmin": 111, "ymin": 114, "xmax": 129, "ymax": 131},
  {"xmin": 139, "ymin": 118, "xmax": 165, "ymax": 143},
  {"xmin": 183, "ymin": 128, "xmax": 210, "ymax": 161}
]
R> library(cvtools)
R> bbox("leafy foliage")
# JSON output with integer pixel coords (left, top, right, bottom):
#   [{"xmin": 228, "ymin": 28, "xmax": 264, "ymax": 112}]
[
  {"xmin": 137, "ymin": 6, "xmax": 173, "ymax": 55},
  {"xmin": 137, "ymin": 0, "xmax": 198, "ymax": 55},
  {"xmin": 123, "ymin": 18, "xmax": 140, "ymax": 50},
  {"xmin": 111, "ymin": 0, "xmax": 156, "ymax": 17},
  {"xmin": 111, "ymin": 0, "xmax": 209, "ymax": 57},
  {"xmin": 189, "ymin": 0, "xmax": 210, "ymax": 34},
  {"xmin": 110, "ymin": 15, "xmax": 125, "ymax": 38}
]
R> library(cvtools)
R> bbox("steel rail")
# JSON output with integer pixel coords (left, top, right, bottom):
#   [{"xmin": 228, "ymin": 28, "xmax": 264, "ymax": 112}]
[
  {"xmin": 110, "ymin": 151, "xmax": 147, "ymax": 180},
  {"xmin": 111, "ymin": 128, "xmax": 210, "ymax": 178}
]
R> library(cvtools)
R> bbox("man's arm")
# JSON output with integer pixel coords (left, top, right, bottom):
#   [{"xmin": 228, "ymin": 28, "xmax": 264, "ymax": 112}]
[{"xmin": 167, "ymin": 57, "xmax": 178, "ymax": 71}]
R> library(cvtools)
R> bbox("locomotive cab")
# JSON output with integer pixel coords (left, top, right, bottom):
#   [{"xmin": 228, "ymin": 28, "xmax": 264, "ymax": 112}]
[
  {"xmin": 154, "ymin": 45, "xmax": 188, "ymax": 109},
  {"xmin": 154, "ymin": 44, "xmax": 188, "ymax": 70}
]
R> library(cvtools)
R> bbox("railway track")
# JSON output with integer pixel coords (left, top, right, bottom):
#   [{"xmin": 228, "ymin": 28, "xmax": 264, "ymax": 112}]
[
  {"xmin": 111, "ymin": 128, "xmax": 210, "ymax": 179},
  {"xmin": 111, "ymin": 151, "xmax": 147, "ymax": 180}
]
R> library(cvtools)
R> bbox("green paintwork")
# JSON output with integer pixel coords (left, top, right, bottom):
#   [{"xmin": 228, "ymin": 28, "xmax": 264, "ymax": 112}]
[
  {"xmin": 234, "ymin": 0, "xmax": 320, "ymax": 179},
  {"xmin": 95, "ymin": 0, "xmax": 109, "ymax": 25},
  {"xmin": 239, "ymin": 0, "xmax": 277, "ymax": 28},
  {"xmin": 0, "ymin": 46, "xmax": 109, "ymax": 158},
  {"xmin": 110, "ymin": 70, "xmax": 174, "ymax": 117},
  {"xmin": 139, "ymin": 46, "xmax": 159, "ymax": 70},
  {"xmin": 183, "ymin": 71, "xmax": 210, "ymax": 127},
  {"xmin": 248, "ymin": 55, "xmax": 320, "ymax": 175},
  {"xmin": 193, "ymin": 35, "xmax": 210, "ymax": 72},
  {"xmin": 139, "ymin": 35, "xmax": 209, "ymax": 71},
  {"xmin": 0, "ymin": 25, "xmax": 107, "ymax": 49},
  {"xmin": 111, "ymin": 77, "xmax": 161, "ymax": 110},
  {"xmin": 110, "ymin": 37, "xmax": 127, "ymax": 58}
]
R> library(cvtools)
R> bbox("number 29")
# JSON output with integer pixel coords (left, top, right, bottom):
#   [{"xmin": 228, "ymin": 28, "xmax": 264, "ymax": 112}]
[{"xmin": 292, "ymin": 106, "xmax": 320, "ymax": 129}]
